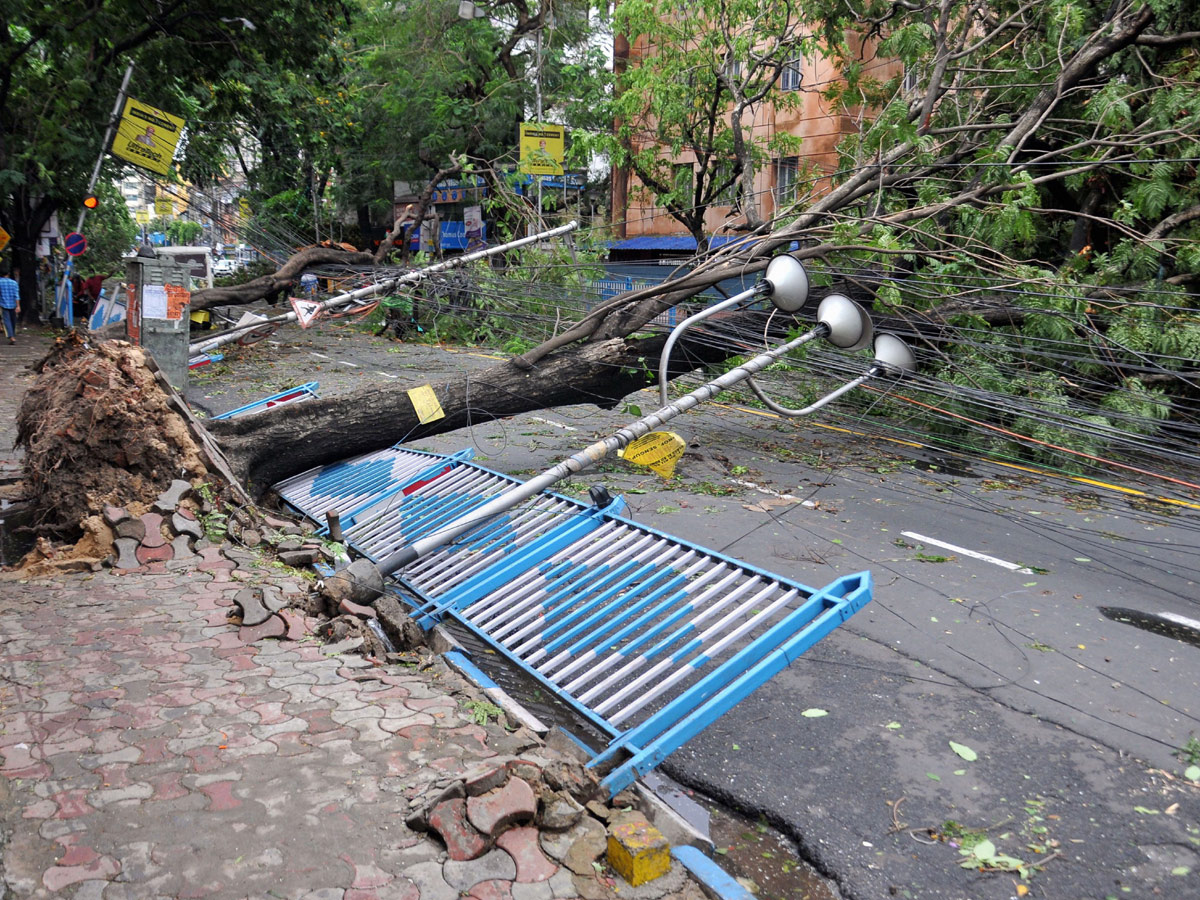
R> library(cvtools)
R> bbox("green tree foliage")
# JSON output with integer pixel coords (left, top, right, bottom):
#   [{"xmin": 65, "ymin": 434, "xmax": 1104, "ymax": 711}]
[
  {"xmin": 572, "ymin": 0, "xmax": 1200, "ymax": 470},
  {"xmin": 76, "ymin": 180, "xmax": 136, "ymax": 278},
  {"xmin": 335, "ymin": 0, "xmax": 609, "ymax": 240},
  {"xmin": 590, "ymin": 0, "xmax": 811, "ymax": 246},
  {"xmin": 165, "ymin": 220, "xmax": 204, "ymax": 246},
  {"xmin": 0, "ymin": 2, "xmax": 346, "ymax": 313}
]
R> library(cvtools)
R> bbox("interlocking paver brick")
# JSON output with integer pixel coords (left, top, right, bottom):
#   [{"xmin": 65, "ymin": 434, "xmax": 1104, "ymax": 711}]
[
  {"xmin": 429, "ymin": 797, "xmax": 490, "ymax": 861},
  {"xmin": 0, "ymin": 404, "xmax": 705, "ymax": 900},
  {"xmin": 496, "ymin": 827, "xmax": 558, "ymax": 883},
  {"xmin": 467, "ymin": 777, "xmax": 538, "ymax": 837},
  {"xmin": 443, "ymin": 848, "xmax": 518, "ymax": 892}
]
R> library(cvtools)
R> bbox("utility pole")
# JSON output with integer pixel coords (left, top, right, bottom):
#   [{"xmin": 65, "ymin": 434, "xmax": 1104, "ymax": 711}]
[
  {"xmin": 535, "ymin": 24, "xmax": 544, "ymax": 235},
  {"xmin": 312, "ymin": 167, "xmax": 321, "ymax": 245},
  {"xmin": 76, "ymin": 62, "xmax": 136, "ymax": 233}
]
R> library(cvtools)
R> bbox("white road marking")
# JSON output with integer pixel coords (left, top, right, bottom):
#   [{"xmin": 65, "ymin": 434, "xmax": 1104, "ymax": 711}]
[
  {"xmin": 309, "ymin": 352, "xmax": 330, "ymax": 360},
  {"xmin": 337, "ymin": 360, "xmax": 360, "ymax": 368},
  {"xmin": 1158, "ymin": 611, "xmax": 1200, "ymax": 633},
  {"xmin": 732, "ymin": 479, "xmax": 818, "ymax": 508},
  {"xmin": 529, "ymin": 416, "xmax": 577, "ymax": 431},
  {"xmin": 377, "ymin": 371, "xmax": 398, "ymax": 379},
  {"xmin": 901, "ymin": 531, "xmax": 1033, "ymax": 573}
]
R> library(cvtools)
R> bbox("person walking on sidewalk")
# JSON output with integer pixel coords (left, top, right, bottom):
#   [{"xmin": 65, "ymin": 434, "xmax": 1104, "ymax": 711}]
[{"xmin": 0, "ymin": 265, "xmax": 20, "ymax": 344}]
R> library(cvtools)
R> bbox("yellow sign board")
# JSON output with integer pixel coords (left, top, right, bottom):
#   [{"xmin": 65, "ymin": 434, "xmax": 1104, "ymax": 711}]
[
  {"xmin": 238, "ymin": 197, "xmax": 251, "ymax": 218},
  {"xmin": 112, "ymin": 97, "xmax": 185, "ymax": 177},
  {"xmin": 407, "ymin": 384, "xmax": 445, "ymax": 424},
  {"xmin": 155, "ymin": 199, "xmax": 173, "ymax": 217},
  {"xmin": 135, "ymin": 209, "xmax": 150, "ymax": 225},
  {"xmin": 519, "ymin": 122, "xmax": 565, "ymax": 176},
  {"xmin": 618, "ymin": 431, "xmax": 687, "ymax": 479},
  {"xmin": 0, "ymin": 225, "xmax": 10, "ymax": 253}
]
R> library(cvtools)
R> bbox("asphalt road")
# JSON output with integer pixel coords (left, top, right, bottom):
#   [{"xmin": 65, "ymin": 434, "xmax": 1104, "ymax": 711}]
[{"xmin": 187, "ymin": 319, "xmax": 1200, "ymax": 900}]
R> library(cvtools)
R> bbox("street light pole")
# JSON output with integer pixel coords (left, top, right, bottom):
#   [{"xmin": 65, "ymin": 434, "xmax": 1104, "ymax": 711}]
[{"xmin": 77, "ymin": 62, "xmax": 135, "ymax": 233}]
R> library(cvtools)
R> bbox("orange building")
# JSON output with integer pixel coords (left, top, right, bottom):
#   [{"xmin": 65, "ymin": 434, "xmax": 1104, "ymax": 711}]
[{"xmin": 612, "ymin": 31, "xmax": 900, "ymax": 247}]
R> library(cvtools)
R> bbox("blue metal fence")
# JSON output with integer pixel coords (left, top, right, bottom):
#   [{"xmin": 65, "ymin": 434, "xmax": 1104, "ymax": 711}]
[
  {"xmin": 212, "ymin": 382, "xmax": 320, "ymax": 420},
  {"xmin": 274, "ymin": 445, "xmax": 872, "ymax": 794}
]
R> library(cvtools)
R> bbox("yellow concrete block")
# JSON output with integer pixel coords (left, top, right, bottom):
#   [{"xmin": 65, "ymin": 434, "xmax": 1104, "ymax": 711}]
[{"xmin": 607, "ymin": 819, "xmax": 671, "ymax": 886}]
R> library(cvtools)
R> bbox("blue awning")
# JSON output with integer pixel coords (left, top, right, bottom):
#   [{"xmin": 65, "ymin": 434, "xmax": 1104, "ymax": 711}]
[{"xmin": 610, "ymin": 235, "xmax": 749, "ymax": 251}]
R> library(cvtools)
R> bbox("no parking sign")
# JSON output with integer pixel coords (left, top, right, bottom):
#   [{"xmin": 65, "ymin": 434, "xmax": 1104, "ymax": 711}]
[{"xmin": 64, "ymin": 231, "xmax": 88, "ymax": 257}]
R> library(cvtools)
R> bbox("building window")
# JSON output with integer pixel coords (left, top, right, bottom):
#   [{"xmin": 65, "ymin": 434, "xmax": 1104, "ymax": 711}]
[
  {"xmin": 712, "ymin": 162, "xmax": 740, "ymax": 207},
  {"xmin": 903, "ymin": 66, "xmax": 920, "ymax": 97},
  {"xmin": 724, "ymin": 56, "xmax": 742, "ymax": 80},
  {"xmin": 673, "ymin": 163, "xmax": 694, "ymax": 205},
  {"xmin": 776, "ymin": 157, "xmax": 799, "ymax": 206},
  {"xmin": 781, "ymin": 57, "xmax": 802, "ymax": 91}
]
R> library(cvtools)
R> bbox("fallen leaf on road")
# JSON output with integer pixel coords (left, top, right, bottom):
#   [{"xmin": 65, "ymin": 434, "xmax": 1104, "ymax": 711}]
[{"xmin": 949, "ymin": 740, "xmax": 978, "ymax": 761}]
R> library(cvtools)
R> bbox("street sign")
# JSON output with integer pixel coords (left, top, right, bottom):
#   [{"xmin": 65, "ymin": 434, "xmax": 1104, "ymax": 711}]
[
  {"xmin": 290, "ymin": 296, "xmax": 322, "ymax": 329},
  {"xmin": 64, "ymin": 231, "xmax": 88, "ymax": 257},
  {"xmin": 112, "ymin": 97, "xmax": 185, "ymax": 177},
  {"xmin": 0, "ymin": 226, "xmax": 10, "ymax": 253},
  {"xmin": 519, "ymin": 122, "xmax": 565, "ymax": 175}
]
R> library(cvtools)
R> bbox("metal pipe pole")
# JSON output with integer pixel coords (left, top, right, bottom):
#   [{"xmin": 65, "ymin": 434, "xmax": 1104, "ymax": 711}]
[
  {"xmin": 77, "ymin": 62, "xmax": 135, "ymax": 233},
  {"xmin": 657, "ymin": 285, "xmax": 762, "ymax": 406},
  {"xmin": 378, "ymin": 322, "xmax": 832, "ymax": 575},
  {"xmin": 190, "ymin": 220, "xmax": 579, "ymax": 355}
]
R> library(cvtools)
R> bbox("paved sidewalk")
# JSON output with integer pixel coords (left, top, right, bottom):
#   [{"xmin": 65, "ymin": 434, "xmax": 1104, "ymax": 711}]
[{"xmin": 0, "ymin": 328, "xmax": 710, "ymax": 900}]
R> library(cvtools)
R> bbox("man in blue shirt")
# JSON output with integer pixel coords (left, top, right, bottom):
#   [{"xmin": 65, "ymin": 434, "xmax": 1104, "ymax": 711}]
[{"xmin": 0, "ymin": 265, "xmax": 20, "ymax": 345}]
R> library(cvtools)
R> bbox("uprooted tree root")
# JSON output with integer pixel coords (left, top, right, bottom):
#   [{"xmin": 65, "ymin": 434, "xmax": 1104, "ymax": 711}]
[{"xmin": 16, "ymin": 334, "xmax": 214, "ymax": 537}]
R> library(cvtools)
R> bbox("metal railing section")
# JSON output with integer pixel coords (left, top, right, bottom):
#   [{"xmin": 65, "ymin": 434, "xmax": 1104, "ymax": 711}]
[
  {"xmin": 273, "ymin": 444, "xmax": 473, "ymax": 524},
  {"xmin": 271, "ymin": 447, "xmax": 872, "ymax": 796},
  {"xmin": 212, "ymin": 382, "xmax": 321, "ymax": 420}
]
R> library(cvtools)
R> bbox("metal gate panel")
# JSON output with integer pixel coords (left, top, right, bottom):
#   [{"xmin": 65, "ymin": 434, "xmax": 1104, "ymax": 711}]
[
  {"xmin": 213, "ymin": 382, "xmax": 321, "ymax": 420},
  {"xmin": 272, "ymin": 447, "xmax": 872, "ymax": 796},
  {"xmin": 274, "ymin": 445, "xmax": 472, "ymax": 523}
]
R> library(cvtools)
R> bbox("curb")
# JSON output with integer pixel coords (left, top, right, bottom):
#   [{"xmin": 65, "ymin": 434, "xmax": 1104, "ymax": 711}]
[
  {"xmin": 671, "ymin": 846, "xmax": 756, "ymax": 900},
  {"xmin": 441, "ymin": 632, "xmax": 757, "ymax": 900}
]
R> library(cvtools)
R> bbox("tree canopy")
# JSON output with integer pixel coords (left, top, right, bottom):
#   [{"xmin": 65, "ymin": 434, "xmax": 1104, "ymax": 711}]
[
  {"xmin": 0, "ymin": 1, "xmax": 347, "ymax": 308},
  {"xmin": 593, "ymin": 0, "xmax": 813, "ymax": 245},
  {"xmin": 518, "ymin": 0, "xmax": 1200, "ymax": 468}
]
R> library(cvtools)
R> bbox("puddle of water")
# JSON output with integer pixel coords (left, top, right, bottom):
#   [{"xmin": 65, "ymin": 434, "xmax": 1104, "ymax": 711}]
[
  {"xmin": 708, "ymin": 805, "xmax": 839, "ymax": 900},
  {"xmin": 1099, "ymin": 606, "xmax": 1200, "ymax": 648}
]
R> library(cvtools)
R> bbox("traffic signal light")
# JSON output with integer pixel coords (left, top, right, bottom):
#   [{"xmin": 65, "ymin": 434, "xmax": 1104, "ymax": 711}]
[{"xmin": 83, "ymin": 195, "xmax": 99, "ymax": 209}]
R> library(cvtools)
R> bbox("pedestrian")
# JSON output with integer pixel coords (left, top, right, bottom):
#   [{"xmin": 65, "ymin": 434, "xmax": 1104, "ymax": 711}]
[{"xmin": 1, "ymin": 264, "xmax": 20, "ymax": 344}]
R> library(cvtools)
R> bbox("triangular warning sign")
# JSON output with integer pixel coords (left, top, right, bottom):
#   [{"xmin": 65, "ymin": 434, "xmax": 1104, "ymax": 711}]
[{"xmin": 290, "ymin": 297, "xmax": 322, "ymax": 329}]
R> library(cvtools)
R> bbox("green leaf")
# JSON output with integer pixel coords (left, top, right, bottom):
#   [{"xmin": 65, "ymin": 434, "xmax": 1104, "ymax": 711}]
[
  {"xmin": 926, "ymin": 772, "xmax": 941, "ymax": 781},
  {"xmin": 972, "ymin": 839, "xmax": 996, "ymax": 861},
  {"xmin": 801, "ymin": 708, "xmax": 828, "ymax": 718},
  {"xmin": 1184, "ymin": 765, "xmax": 1200, "ymax": 781},
  {"xmin": 1171, "ymin": 866, "xmax": 1190, "ymax": 876},
  {"xmin": 1133, "ymin": 806, "xmax": 1160, "ymax": 815},
  {"xmin": 954, "ymin": 769, "xmax": 967, "ymax": 776},
  {"xmin": 949, "ymin": 741, "xmax": 978, "ymax": 762},
  {"xmin": 886, "ymin": 722, "xmax": 902, "ymax": 730}
]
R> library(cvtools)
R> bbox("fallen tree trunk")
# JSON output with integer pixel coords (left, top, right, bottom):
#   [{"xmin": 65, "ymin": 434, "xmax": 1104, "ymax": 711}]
[
  {"xmin": 206, "ymin": 326, "xmax": 745, "ymax": 494},
  {"xmin": 188, "ymin": 246, "xmax": 377, "ymax": 311}
]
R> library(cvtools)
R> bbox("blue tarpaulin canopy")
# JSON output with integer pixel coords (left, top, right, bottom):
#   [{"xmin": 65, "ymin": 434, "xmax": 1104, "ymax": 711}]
[{"xmin": 609, "ymin": 235, "xmax": 746, "ymax": 252}]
